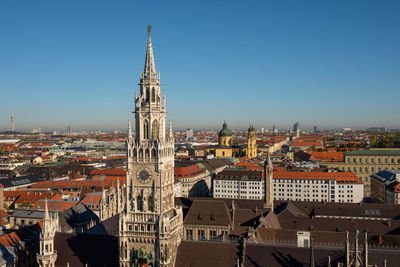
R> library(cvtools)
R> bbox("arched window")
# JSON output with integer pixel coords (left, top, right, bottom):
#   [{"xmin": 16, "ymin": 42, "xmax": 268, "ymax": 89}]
[
  {"xmin": 137, "ymin": 194, "xmax": 143, "ymax": 210},
  {"xmin": 151, "ymin": 149, "xmax": 156, "ymax": 158},
  {"xmin": 152, "ymin": 120, "xmax": 159, "ymax": 139},
  {"xmin": 152, "ymin": 88, "xmax": 155, "ymax": 102},
  {"xmin": 143, "ymin": 120, "xmax": 149, "ymax": 139},
  {"xmin": 148, "ymin": 196, "xmax": 154, "ymax": 212},
  {"xmin": 146, "ymin": 87, "xmax": 150, "ymax": 103},
  {"xmin": 145, "ymin": 149, "xmax": 150, "ymax": 158}
]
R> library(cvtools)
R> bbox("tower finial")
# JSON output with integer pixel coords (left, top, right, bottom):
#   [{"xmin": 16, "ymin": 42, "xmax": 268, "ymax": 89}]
[
  {"xmin": 144, "ymin": 25, "xmax": 156, "ymax": 77},
  {"xmin": 44, "ymin": 198, "xmax": 49, "ymax": 221},
  {"xmin": 169, "ymin": 120, "xmax": 173, "ymax": 138}
]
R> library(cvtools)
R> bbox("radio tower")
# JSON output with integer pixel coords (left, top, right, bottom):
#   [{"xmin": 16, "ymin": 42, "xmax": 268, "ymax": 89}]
[{"xmin": 11, "ymin": 111, "xmax": 15, "ymax": 133}]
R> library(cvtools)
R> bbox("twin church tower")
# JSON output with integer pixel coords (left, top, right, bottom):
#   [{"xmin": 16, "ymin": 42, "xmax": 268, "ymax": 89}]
[{"xmin": 118, "ymin": 26, "xmax": 183, "ymax": 266}]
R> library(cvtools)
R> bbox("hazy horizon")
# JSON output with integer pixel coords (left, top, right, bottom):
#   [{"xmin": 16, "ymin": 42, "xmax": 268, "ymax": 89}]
[{"xmin": 1, "ymin": 1, "xmax": 399, "ymax": 131}]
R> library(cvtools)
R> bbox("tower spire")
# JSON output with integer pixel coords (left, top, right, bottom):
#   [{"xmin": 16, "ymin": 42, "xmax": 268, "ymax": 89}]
[
  {"xmin": 169, "ymin": 120, "xmax": 173, "ymax": 138},
  {"xmin": 128, "ymin": 119, "xmax": 132, "ymax": 139},
  {"xmin": 264, "ymin": 152, "xmax": 274, "ymax": 211},
  {"xmin": 44, "ymin": 198, "xmax": 49, "ymax": 221},
  {"xmin": 144, "ymin": 25, "xmax": 156, "ymax": 78},
  {"xmin": 11, "ymin": 111, "xmax": 15, "ymax": 133}
]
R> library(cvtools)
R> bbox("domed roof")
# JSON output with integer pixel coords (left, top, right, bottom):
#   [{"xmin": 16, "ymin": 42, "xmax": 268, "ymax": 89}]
[{"xmin": 218, "ymin": 121, "xmax": 232, "ymax": 137}]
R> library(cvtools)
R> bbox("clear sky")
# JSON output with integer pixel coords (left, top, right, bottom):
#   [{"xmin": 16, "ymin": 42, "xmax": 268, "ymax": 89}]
[{"xmin": 0, "ymin": 0, "xmax": 399, "ymax": 132}]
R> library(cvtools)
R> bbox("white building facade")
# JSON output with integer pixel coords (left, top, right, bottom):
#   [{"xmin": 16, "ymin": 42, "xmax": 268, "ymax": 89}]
[{"xmin": 214, "ymin": 169, "xmax": 364, "ymax": 203}]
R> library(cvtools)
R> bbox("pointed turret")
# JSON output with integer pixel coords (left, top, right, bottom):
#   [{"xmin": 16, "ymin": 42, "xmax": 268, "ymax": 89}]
[
  {"xmin": 37, "ymin": 198, "xmax": 57, "ymax": 267},
  {"xmin": 128, "ymin": 119, "xmax": 132, "ymax": 139},
  {"xmin": 169, "ymin": 120, "xmax": 173, "ymax": 138},
  {"xmin": 144, "ymin": 25, "xmax": 157, "ymax": 78},
  {"xmin": 264, "ymin": 153, "xmax": 274, "ymax": 211},
  {"xmin": 44, "ymin": 198, "xmax": 49, "ymax": 222}
]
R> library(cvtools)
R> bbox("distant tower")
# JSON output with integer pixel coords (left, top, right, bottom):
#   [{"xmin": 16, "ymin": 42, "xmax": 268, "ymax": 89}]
[
  {"xmin": 37, "ymin": 200, "xmax": 58, "ymax": 267},
  {"xmin": 293, "ymin": 122, "xmax": 300, "ymax": 132},
  {"xmin": 264, "ymin": 153, "xmax": 274, "ymax": 211},
  {"xmin": 186, "ymin": 128, "xmax": 193, "ymax": 140},
  {"xmin": 247, "ymin": 125, "xmax": 257, "ymax": 159},
  {"xmin": 11, "ymin": 111, "xmax": 15, "ymax": 133},
  {"xmin": 314, "ymin": 125, "xmax": 317, "ymax": 133}
]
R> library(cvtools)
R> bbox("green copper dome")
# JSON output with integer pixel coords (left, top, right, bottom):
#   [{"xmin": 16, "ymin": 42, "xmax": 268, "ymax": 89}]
[{"xmin": 218, "ymin": 121, "xmax": 232, "ymax": 137}]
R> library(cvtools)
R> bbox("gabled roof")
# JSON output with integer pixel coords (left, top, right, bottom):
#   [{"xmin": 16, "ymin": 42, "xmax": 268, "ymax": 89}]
[{"xmin": 184, "ymin": 200, "xmax": 231, "ymax": 226}]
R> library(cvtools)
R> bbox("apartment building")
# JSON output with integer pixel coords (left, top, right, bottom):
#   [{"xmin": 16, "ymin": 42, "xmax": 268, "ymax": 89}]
[
  {"xmin": 324, "ymin": 149, "xmax": 400, "ymax": 197},
  {"xmin": 213, "ymin": 168, "xmax": 363, "ymax": 203},
  {"xmin": 370, "ymin": 170, "xmax": 400, "ymax": 204}
]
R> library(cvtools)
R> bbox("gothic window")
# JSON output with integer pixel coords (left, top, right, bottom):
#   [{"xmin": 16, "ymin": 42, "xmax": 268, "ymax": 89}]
[
  {"xmin": 148, "ymin": 196, "xmax": 154, "ymax": 212},
  {"xmin": 139, "ymin": 149, "xmax": 143, "ymax": 158},
  {"xmin": 133, "ymin": 149, "xmax": 137, "ymax": 157},
  {"xmin": 146, "ymin": 87, "xmax": 150, "ymax": 103},
  {"xmin": 152, "ymin": 120, "xmax": 159, "ymax": 139},
  {"xmin": 152, "ymin": 88, "xmax": 155, "ymax": 102},
  {"xmin": 137, "ymin": 194, "xmax": 143, "ymax": 210},
  {"xmin": 145, "ymin": 149, "xmax": 150, "ymax": 158},
  {"xmin": 143, "ymin": 120, "xmax": 149, "ymax": 139},
  {"xmin": 151, "ymin": 149, "xmax": 156, "ymax": 158}
]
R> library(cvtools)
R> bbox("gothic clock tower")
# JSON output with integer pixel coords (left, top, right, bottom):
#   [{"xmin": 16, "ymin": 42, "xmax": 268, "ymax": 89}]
[{"xmin": 119, "ymin": 26, "xmax": 183, "ymax": 267}]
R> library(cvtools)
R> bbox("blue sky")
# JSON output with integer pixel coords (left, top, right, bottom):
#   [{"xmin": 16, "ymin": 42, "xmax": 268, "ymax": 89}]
[{"xmin": 0, "ymin": 0, "xmax": 399, "ymax": 131}]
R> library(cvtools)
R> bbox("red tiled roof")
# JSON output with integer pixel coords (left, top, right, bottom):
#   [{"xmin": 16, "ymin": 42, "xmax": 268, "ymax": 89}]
[
  {"xmin": 274, "ymin": 170, "xmax": 362, "ymax": 184},
  {"xmin": 30, "ymin": 180, "xmax": 125, "ymax": 190},
  {"xmin": 91, "ymin": 168, "xmax": 126, "ymax": 176},
  {"xmin": 31, "ymin": 200, "xmax": 77, "ymax": 211},
  {"xmin": 0, "ymin": 232, "xmax": 22, "ymax": 247},
  {"xmin": 291, "ymin": 141, "xmax": 323, "ymax": 147},
  {"xmin": 175, "ymin": 164, "xmax": 205, "ymax": 178},
  {"xmin": 310, "ymin": 152, "xmax": 344, "ymax": 162},
  {"xmin": 14, "ymin": 192, "xmax": 62, "ymax": 204},
  {"xmin": 79, "ymin": 194, "xmax": 102, "ymax": 209}
]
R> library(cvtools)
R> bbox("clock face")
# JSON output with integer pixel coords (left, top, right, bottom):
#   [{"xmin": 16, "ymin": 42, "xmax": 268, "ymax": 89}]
[{"xmin": 137, "ymin": 167, "xmax": 152, "ymax": 184}]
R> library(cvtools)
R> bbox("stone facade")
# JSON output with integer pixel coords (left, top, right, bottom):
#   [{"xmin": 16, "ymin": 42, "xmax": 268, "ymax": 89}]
[
  {"xmin": 99, "ymin": 180, "xmax": 125, "ymax": 221},
  {"xmin": 118, "ymin": 26, "xmax": 183, "ymax": 267}
]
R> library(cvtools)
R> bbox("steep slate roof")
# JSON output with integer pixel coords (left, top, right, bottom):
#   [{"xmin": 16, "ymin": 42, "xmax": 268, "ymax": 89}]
[
  {"xmin": 54, "ymin": 232, "xmax": 119, "ymax": 267},
  {"xmin": 184, "ymin": 200, "xmax": 231, "ymax": 226},
  {"xmin": 176, "ymin": 241, "xmax": 239, "ymax": 267},
  {"xmin": 215, "ymin": 169, "xmax": 262, "ymax": 181}
]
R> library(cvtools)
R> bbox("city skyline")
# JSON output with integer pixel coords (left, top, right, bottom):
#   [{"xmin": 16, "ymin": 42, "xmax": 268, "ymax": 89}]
[{"xmin": 1, "ymin": 0, "xmax": 400, "ymax": 131}]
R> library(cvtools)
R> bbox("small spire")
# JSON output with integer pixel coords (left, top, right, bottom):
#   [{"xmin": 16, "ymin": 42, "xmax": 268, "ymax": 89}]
[
  {"xmin": 144, "ymin": 25, "xmax": 156, "ymax": 77},
  {"xmin": 44, "ymin": 198, "xmax": 49, "ymax": 221},
  {"xmin": 128, "ymin": 119, "xmax": 132, "ymax": 138},
  {"xmin": 169, "ymin": 120, "xmax": 173, "ymax": 138}
]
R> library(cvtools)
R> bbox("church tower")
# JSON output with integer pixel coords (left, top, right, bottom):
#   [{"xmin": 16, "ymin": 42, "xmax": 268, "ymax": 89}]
[
  {"xmin": 37, "ymin": 200, "xmax": 58, "ymax": 267},
  {"xmin": 264, "ymin": 153, "xmax": 274, "ymax": 211},
  {"xmin": 247, "ymin": 125, "xmax": 257, "ymax": 158},
  {"xmin": 119, "ymin": 26, "xmax": 183, "ymax": 267}
]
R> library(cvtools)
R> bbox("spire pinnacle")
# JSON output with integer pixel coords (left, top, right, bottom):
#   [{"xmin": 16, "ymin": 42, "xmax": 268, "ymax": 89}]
[
  {"xmin": 44, "ymin": 198, "xmax": 49, "ymax": 221},
  {"xmin": 169, "ymin": 120, "xmax": 173, "ymax": 138},
  {"xmin": 128, "ymin": 119, "xmax": 132, "ymax": 138},
  {"xmin": 144, "ymin": 25, "xmax": 156, "ymax": 78}
]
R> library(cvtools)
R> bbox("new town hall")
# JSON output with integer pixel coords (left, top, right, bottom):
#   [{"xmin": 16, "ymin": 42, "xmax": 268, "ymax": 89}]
[
  {"xmin": 118, "ymin": 25, "xmax": 183, "ymax": 266},
  {"xmin": 31, "ymin": 26, "xmax": 400, "ymax": 267}
]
